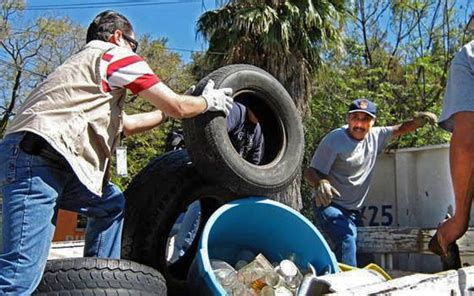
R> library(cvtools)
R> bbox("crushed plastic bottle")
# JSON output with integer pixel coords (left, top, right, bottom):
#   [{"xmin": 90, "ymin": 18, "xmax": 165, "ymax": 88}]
[
  {"xmin": 237, "ymin": 254, "xmax": 287, "ymax": 295},
  {"xmin": 213, "ymin": 251, "xmax": 319, "ymax": 295},
  {"xmin": 274, "ymin": 285, "xmax": 294, "ymax": 296},
  {"xmin": 211, "ymin": 259, "xmax": 247, "ymax": 294},
  {"xmin": 259, "ymin": 285, "xmax": 294, "ymax": 296},
  {"xmin": 260, "ymin": 285, "xmax": 275, "ymax": 296},
  {"xmin": 275, "ymin": 259, "xmax": 303, "ymax": 291}
]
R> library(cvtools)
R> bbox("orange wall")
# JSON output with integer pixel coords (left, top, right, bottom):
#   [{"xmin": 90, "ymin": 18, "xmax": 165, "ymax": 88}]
[{"xmin": 52, "ymin": 210, "xmax": 85, "ymax": 242}]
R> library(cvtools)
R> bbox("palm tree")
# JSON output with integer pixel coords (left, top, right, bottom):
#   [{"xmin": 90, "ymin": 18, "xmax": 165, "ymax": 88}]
[
  {"xmin": 197, "ymin": 0, "xmax": 344, "ymax": 111},
  {"xmin": 197, "ymin": 0, "xmax": 345, "ymax": 210}
]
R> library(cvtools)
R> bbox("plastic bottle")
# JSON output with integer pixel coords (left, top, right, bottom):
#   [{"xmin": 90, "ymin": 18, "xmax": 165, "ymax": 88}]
[
  {"xmin": 260, "ymin": 285, "xmax": 275, "ymax": 296},
  {"xmin": 276, "ymin": 259, "xmax": 303, "ymax": 291},
  {"xmin": 211, "ymin": 259, "xmax": 245, "ymax": 294},
  {"xmin": 274, "ymin": 286, "xmax": 293, "ymax": 296}
]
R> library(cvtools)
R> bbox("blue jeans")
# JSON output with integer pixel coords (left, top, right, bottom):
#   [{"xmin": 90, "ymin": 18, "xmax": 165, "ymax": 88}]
[
  {"xmin": 172, "ymin": 200, "xmax": 201, "ymax": 261},
  {"xmin": 0, "ymin": 133, "xmax": 125, "ymax": 295},
  {"xmin": 314, "ymin": 203, "xmax": 362, "ymax": 267}
]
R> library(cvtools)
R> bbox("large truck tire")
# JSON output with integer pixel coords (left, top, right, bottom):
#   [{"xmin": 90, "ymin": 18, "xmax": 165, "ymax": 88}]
[
  {"xmin": 183, "ymin": 64, "xmax": 304, "ymax": 196},
  {"xmin": 121, "ymin": 149, "xmax": 229, "ymax": 295},
  {"xmin": 34, "ymin": 257, "xmax": 166, "ymax": 295}
]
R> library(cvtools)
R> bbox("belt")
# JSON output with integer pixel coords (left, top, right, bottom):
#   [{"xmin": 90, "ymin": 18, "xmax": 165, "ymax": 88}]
[
  {"xmin": 331, "ymin": 202, "xmax": 360, "ymax": 216},
  {"xmin": 20, "ymin": 132, "xmax": 60, "ymax": 160}
]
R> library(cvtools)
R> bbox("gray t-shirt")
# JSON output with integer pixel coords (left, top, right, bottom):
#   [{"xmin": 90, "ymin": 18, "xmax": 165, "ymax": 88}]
[
  {"xmin": 310, "ymin": 126, "xmax": 394, "ymax": 210},
  {"xmin": 439, "ymin": 40, "xmax": 474, "ymax": 132}
]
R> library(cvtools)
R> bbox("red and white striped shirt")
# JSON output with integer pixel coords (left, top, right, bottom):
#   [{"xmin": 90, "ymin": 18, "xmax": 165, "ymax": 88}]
[{"xmin": 99, "ymin": 45, "xmax": 160, "ymax": 94}]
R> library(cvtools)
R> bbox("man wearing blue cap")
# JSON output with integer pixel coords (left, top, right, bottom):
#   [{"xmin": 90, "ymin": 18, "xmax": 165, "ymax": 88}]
[{"xmin": 304, "ymin": 99, "xmax": 437, "ymax": 266}]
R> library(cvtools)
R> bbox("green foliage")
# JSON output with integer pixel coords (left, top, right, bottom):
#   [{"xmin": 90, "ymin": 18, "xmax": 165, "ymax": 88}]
[
  {"xmin": 0, "ymin": 13, "xmax": 85, "ymax": 137},
  {"xmin": 110, "ymin": 122, "xmax": 170, "ymax": 191},
  {"xmin": 0, "ymin": 9, "xmax": 196, "ymax": 190},
  {"xmin": 1, "ymin": 0, "xmax": 470, "ymax": 218},
  {"xmin": 196, "ymin": 0, "xmax": 346, "ymax": 209},
  {"xmin": 138, "ymin": 35, "xmax": 196, "ymax": 91},
  {"xmin": 300, "ymin": 0, "xmax": 468, "ymax": 218},
  {"xmin": 197, "ymin": 0, "xmax": 345, "ymax": 110}
]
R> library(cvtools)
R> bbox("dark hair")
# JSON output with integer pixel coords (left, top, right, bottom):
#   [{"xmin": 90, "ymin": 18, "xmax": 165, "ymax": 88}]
[{"xmin": 86, "ymin": 10, "xmax": 134, "ymax": 43}]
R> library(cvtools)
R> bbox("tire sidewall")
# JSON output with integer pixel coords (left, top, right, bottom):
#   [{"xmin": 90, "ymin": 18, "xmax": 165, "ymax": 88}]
[
  {"xmin": 184, "ymin": 64, "xmax": 304, "ymax": 194},
  {"xmin": 122, "ymin": 150, "xmax": 229, "ymax": 295}
]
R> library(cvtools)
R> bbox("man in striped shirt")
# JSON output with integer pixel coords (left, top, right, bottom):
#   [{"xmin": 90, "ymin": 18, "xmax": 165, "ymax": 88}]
[{"xmin": 0, "ymin": 10, "xmax": 233, "ymax": 294}]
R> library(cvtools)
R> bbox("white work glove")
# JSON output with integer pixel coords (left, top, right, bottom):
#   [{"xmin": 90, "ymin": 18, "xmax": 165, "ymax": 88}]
[
  {"xmin": 201, "ymin": 79, "xmax": 233, "ymax": 116},
  {"xmin": 184, "ymin": 85, "xmax": 195, "ymax": 95},
  {"xmin": 314, "ymin": 179, "xmax": 341, "ymax": 207}
]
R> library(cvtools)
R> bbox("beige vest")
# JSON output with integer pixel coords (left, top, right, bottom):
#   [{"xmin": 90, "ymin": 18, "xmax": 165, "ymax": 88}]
[{"xmin": 6, "ymin": 41, "xmax": 126, "ymax": 196}]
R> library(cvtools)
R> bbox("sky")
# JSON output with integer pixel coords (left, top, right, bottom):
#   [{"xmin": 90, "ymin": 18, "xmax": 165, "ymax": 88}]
[
  {"xmin": 16, "ymin": 0, "xmax": 474, "ymax": 64},
  {"xmin": 22, "ymin": 0, "xmax": 219, "ymax": 63}
]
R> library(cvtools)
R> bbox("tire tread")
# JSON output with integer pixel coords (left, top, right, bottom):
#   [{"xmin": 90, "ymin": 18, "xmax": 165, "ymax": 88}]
[{"xmin": 34, "ymin": 258, "xmax": 166, "ymax": 296}]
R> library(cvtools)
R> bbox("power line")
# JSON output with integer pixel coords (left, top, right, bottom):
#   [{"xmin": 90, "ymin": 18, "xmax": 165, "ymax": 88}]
[
  {"xmin": 166, "ymin": 46, "xmax": 224, "ymax": 55},
  {"xmin": 6, "ymin": 29, "xmax": 224, "ymax": 56},
  {"xmin": 25, "ymin": 0, "xmax": 201, "ymax": 10}
]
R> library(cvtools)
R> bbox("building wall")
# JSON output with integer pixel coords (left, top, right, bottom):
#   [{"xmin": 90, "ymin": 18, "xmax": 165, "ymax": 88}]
[
  {"xmin": 367, "ymin": 144, "xmax": 461, "ymax": 228},
  {"xmin": 53, "ymin": 210, "xmax": 86, "ymax": 242},
  {"xmin": 366, "ymin": 144, "xmax": 474, "ymax": 272}
]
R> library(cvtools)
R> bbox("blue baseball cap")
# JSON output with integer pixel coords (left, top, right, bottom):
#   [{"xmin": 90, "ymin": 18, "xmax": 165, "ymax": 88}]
[{"xmin": 348, "ymin": 99, "xmax": 377, "ymax": 118}]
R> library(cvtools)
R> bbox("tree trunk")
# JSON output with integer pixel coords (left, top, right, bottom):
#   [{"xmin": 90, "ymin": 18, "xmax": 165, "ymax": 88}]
[
  {"xmin": 270, "ymin": 171, "xmax": 303, "ymax": 211},
  {"xmin": 0, "ymin": 68, "xmax": 21, "ymax": 137},
  {"xmin": 266, "ymin": 68, "xmax": 306, "ymax": 212}
]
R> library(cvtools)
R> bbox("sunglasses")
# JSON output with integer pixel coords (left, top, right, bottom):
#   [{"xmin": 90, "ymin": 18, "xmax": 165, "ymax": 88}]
[
  {"xmin": 468, "ymin": 14, "xmax": 474, "ymax": 31},
  {"xmin": 122, "ymin": 33, "xmax": 138, "ymax": 53}
]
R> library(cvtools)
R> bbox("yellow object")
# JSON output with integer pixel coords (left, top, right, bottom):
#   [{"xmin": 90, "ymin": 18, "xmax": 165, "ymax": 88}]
[
  {"xmin": 337, "ymin": 262, "xmax": 392, "ymax": 281},
  {"xmin": 363, "ymin": 263, "xmax": 392, "ymax": 280},
  {"xmin": 337, "ymin": 263, "xmax": 354, "ymax": 272}
]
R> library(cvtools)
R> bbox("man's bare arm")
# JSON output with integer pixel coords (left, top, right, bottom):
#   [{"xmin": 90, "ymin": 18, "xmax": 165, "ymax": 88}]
[
  {"xmin": 122, "ymin": 110, "xmax": 166, "ymax": 137},
  {"xmin": 392, "ymin": 111, "xmax": 438, "ymax": 137}
]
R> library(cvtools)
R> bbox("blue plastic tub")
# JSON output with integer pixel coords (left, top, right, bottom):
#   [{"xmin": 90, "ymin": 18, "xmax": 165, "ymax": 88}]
[{"xmin": 188, "ymin": 197, "xmax": 339, "ymax": 295}]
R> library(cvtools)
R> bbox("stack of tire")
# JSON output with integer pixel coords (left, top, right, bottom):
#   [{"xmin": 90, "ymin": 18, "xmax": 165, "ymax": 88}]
[{"xmin": 35, "ymin": 64, "xmax": 304, "ymax": 295}]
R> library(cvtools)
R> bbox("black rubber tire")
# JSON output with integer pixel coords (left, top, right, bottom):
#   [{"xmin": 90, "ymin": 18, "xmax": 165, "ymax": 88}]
[
  {"xmin": 121, "ymin": 149, "xmax": 231, "ymax": 296},
  {"xmin": 183, "ymin": 64, "xmax": 304, "ymax": 196},
  {"xmin": 34, "ymin": 257, "xmax": 166, "ymax": 295}
]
